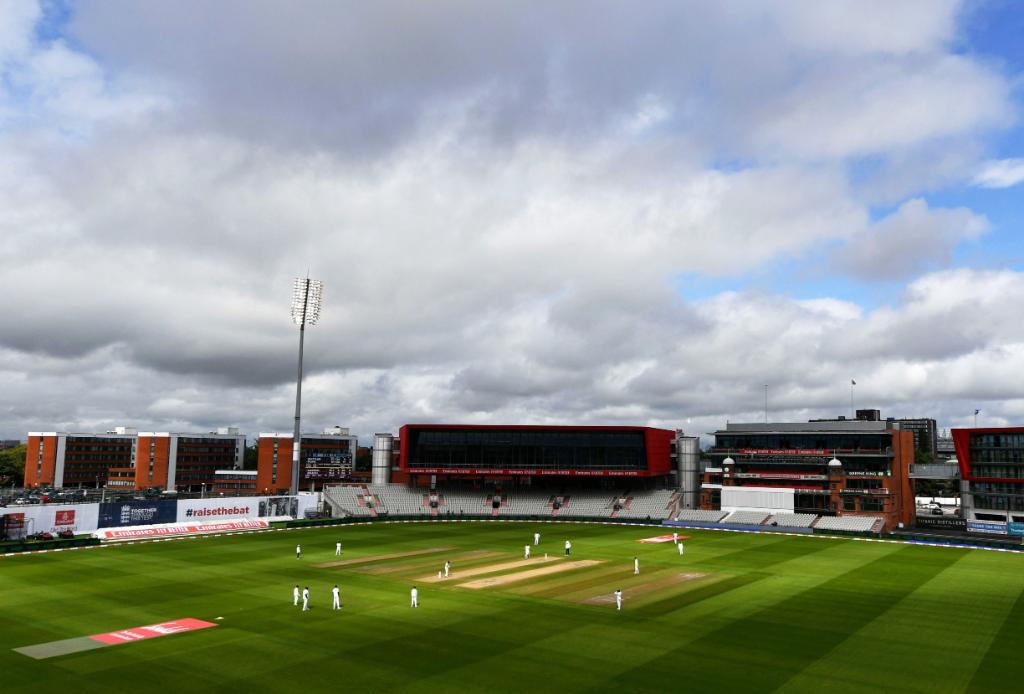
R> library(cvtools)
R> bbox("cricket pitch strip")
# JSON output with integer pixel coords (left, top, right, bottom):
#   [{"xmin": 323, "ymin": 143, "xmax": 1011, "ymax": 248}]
[
  {"xmin": 458, "ymin": 560, "xmax": 604, "ymax": 589},
  {"xmin": 419, "ymin": 555, "xmax": 560, "ymax": 583}
]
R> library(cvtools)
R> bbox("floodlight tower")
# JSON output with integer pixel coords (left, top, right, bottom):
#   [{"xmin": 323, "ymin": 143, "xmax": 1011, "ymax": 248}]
[{"xmin": 290, "ymin": 277, "xmax": 323, "ymax": 495}]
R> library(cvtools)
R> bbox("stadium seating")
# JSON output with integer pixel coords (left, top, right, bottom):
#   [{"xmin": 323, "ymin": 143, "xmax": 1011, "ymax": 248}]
[
  {"xmin": 324, "ymin": 486, "xmax": 373, "ymax": 517},
  {"xmin": 813, "ymin": 516, "xmax": 882, "ymax": 532},
  {"xmin": 721, "ymin": 510, "xmax": 770, "ymax": 525},
  {"xmin": 767, "ymin": 513, "xmax": 818, "ymax": 528},
  {"xmin": 367, "ymin": 484, "xmax": 427, "ymax": 516},
  {"xmin": 614, "ymin": 490, "xmax": 677, "ymax": 520},
  {"xmin": 558, "ymin": 493, "xmax": 615, "ymax": 519},
  {"xmin": 326, "ymin": 484, "xmax": 881, "ymax": 535},
  {"xmin": 437, "ymin": 492, "xmax": 488, "ymax": 516},
  {"xmin": 674, "ymin": 509, "xmax": 728, "ymax": 523}
]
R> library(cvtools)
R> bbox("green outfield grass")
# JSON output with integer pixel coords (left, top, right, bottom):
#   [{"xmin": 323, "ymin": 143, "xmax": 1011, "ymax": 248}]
[{"xmin": 2, "ymin": 522, "xmax": 1023, "ymax": 693}]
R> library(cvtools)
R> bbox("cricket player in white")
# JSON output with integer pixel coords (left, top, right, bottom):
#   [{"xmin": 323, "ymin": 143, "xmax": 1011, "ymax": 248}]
[
  {"xmin": 335, "ymin": 542, "xmax": 342, "ymax": 556},
  {"xmin": 296, "ymin": 544, "xmax": 301, "ymax": 559},
  {"xmin": 534, "ymin": 532, "xmax": 540, "ymax": 546},
  {"xmin": 411, "ymin": 586, "xmax": 419, "ymax": 608},
  {"xmin": 302, "ymin": 586, "xmax": 310, "ymax": 611},
  {"xmin": 565, "ymin": 539, "xmax": 571, "ymax": 556},
  {"xmin": 678, "ymin": 541, "xmax": 685, "ymax": 557},
  {"xmin": 634, "ymin": 557, "xmax": 639, "ymax": 575},
  {"xmin": 524, "ymin": 544, "xmax": 531, "ymax": 559},
  {"xmin": 293, "ymin": 585, "xmax": 299, "ymax": 606},
  {"xmin": 673, "ymin": 531, "xmax": 678, "ymax": 544},
  {"xmin": 332, "ymin": 585, "xmax": 341, "ymax": 610},
  {"xmin": 444, "ymin": 561, "xmax": 451, "ymax": 578},
  {"xmin": 615, "ymin": 589, "xmax": 623, "ymax": 610}
]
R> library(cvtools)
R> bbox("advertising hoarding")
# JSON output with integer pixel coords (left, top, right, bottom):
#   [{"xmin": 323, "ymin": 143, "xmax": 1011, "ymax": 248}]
[
  {"xmin": 175, "ymin": 497, "xmax": 260, "ymax": 523},
  {"xmin": 0, "ymin": 503, "xmax": 100, "ymax": 536},
  {"xmin": 98, "ymin": 500, "xmax": 177, "ymax": 528},
  {"xmin": 915, "ymin": 516, "xmax": 967, "ymax": 531},
  {"xmin": 967, "ymin": 520, "xmax": 1008, "ymax": 535}
]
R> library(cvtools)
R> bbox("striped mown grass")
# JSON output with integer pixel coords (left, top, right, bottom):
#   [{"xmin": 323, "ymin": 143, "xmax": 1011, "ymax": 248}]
[{"xmin": 2, "ymin": 521, "xmax": 1023, "ymax": 693}]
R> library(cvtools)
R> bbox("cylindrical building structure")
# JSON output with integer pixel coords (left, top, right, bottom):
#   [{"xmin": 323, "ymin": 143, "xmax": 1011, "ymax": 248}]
[
  {"xmin": 676, "ymin": 435, "xmax": 701, "ymax": 510},
  {"xmin": 372, "ymin": 433, "xmax": 393, "ymax": 485}
]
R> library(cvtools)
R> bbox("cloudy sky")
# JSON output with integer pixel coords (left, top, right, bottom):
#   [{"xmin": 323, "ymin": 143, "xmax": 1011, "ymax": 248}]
[{"xmin": 2, "ymin": 0, "xmax": 1024, "ymax": 443}]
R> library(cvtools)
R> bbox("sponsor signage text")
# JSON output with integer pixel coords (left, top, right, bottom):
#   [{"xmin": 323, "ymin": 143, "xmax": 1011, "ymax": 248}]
[
  {"xmin": 915, "ymin": 516, "xmax": 967, "ymax": 530},
  {"xmin": 733, "ymin": 472, "xmax": 827, "ymax": 480},
  {"xmin": 967, "ymin": 520, "xmax": 1008, "ymax": 535},
  {"xmin": 96, "ymin": 519, "xmax": 269, "ymax": 540},
  {"xmin": 99, "ymin": 500, "xmax": 177, "ymax": 528},
  {"xmin": 737, "ymin": 449, "xmax": 831, "ymax": 456}
]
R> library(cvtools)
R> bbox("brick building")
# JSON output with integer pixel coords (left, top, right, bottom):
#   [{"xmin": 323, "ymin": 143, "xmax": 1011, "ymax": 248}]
[
  {"xmin": 257, "ymin": 427, "xmax": 357, "ymax": 493},
  {"xmin": 24, "ymin": 427, "xmax": 244, "ymax": 492},
  {"xmin": 703, "ymin": 419, "xmax": 914, "ymax": 531}
]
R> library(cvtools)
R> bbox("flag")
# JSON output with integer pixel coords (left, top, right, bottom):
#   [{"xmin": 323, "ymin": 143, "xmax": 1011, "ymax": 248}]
[
  {"xmin": 975, "ymin": 409, "xmax": 980, "ymax": 416},
  {"xmin": 851, "ymin": 379, "xmax": 856, "ymax": 385}
]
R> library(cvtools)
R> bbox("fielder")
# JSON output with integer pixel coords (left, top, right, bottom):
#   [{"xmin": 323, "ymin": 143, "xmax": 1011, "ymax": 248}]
[
  {"xmin": 565, "ymin": 539, "xmax": 571, "ymax": 557},
  {"xmin": 634, "ymin": 557, "xmax": 639, "ymax": 575},
  {"xmin": 673, "ymin": 531, "xmax": 678, "ymax": 544},
  {"xmin": 411, "ymin": 586, "xmax": 419, "ymax": 608},
  {"xmin": 293, "ymin": 585, "xmax": 299, "ymax": 606},
  {"xmin": 615, "ymin": 589, "xmax": 623, "ymax": 611},
  {"xmin": 678, "ymin": 541, "xmax": 685, "ymax": 557},
  {"xmin": 332, "ymin": 585, "xmax": 341, "ymax": 610},
  {"xmin": 534, "ymin": 532, "xmax": 540, "ymax": 546},
  {"xmin": 296, "ymin": 544, "xmax": 301, "ymax": 559},
  {"xmin": 335, "ymin": 542, "xmax": 342, "ymax": 556},
  {"xmin": 524, "ymin": 544, "xmax": 531, "ymax": 559},
  {"xmin": 302, "ymin": 586, "xmax": 310, "ymax": 611},
  {"xmin": 444, "ymin": 560, "xmax": 451, "ymax": 578}
]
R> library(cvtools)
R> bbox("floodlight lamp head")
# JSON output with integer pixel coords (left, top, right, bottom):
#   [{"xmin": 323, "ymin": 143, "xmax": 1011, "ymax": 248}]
[{"xmin": 291, "ymin": 278, "xmax": 324, "ymax": 326}]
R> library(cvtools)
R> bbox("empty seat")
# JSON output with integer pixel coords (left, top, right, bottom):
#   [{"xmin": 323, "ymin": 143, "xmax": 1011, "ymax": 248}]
[
  {"xmin": 814, "ymin": 516, "xmax": 881, "ymax": 532},
  {"xmin": 768, "ymin": 513, "xmax": 818, "ymax": 528},
  {"xmin": 721, "ymin": 510, "xmax": 770, "ymax": 525},
  {"xmin": 675, "ymin": 509, "xmax": 728, "ymax": 523}
]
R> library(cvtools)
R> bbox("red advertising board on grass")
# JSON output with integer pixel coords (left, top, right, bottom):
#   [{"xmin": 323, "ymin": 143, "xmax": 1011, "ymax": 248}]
[{"xmin": 90, "ymin": 618, "xmax": 217, "ymax": 645}]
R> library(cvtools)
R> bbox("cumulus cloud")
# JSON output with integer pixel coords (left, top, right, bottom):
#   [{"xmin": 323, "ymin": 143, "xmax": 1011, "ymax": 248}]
[
  {"xmin": 973, "ymin": 158, "xmax": 1024, "ymax": 189},
  {"xmin": 0, "ymin": 0, "xmax": 1020, "ymax": 442},
  {"xmin": 67, "ymin": 0, "xmax": 1005, "ymax": 160},
  {"xmin": 831, "ymin": 199, "xmax": 988, "ymax": 280}
]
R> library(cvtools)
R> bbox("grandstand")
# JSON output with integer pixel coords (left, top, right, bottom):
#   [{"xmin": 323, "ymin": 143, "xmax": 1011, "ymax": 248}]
[
  {"xmin": 721, "ymin": 510, "xmax": 771, "ymax": 525},
  {"xmin": 613, "ymin": 490, "xmax": 678, "ymax": 520},
  {"xmin": 559, "ymin": 494, "xmax": 613, "ymax": 519},
  {"xmin": 675, "ymin": 509, "xmax": 728, "ymax": 523},
  {"xmin": 324, "ymin": 484, "xmax": 885, "ymax": 536},
  {"xmin": 325, "ymin": 485, "xmax": 683, "ymax": 521},
  {"xmin": 767, "ymin": 512, "xmax": 818, "ymax": 528},
  {"xmin": 324, "ymin": 486, "xmax": 374, "ymax": 517},
  {"xmin": 813, "ymin": 515, "xmax": 884, "ymax": 532},
  {"xmin": 367, "ymin": 484, "xmax": 427, "ymax": 517}
]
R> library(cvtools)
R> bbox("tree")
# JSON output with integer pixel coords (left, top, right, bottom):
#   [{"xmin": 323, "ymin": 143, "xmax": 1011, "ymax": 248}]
[
  {"xmin": 0, "ymin": 445, "xmax": 26, "ymax": 487},
  {"xmin": 243, "ymin": 445, "xmax": 258, "ymax": 470}
]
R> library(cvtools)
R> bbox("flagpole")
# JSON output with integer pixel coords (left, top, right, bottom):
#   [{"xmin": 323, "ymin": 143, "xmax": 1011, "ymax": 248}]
[{"xmin": 850, "ymin": 380, "xmax": 855, "ymax": 418}]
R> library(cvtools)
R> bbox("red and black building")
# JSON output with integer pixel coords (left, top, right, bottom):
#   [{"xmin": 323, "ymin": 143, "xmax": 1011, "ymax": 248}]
[
  {"xmin": 952, "ymin": 427, "xmax": 1024, "ymax": 528},
  {"xmin": 398, "ymin": 424, "xmax": 675, "ymax": 487}
]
